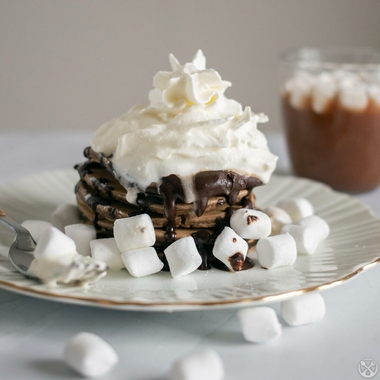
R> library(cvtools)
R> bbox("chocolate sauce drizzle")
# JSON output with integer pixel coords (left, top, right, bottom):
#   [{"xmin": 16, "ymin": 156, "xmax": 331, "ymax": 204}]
[{"xmin": 77, "ymin": 147, "xmax": 263, "ymax": 271}]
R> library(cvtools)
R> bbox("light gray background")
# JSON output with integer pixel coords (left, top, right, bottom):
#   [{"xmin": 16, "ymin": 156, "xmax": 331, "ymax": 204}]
[{"xmin": 1, "ymin": 0, "xmax": 380, "ymax": 133}]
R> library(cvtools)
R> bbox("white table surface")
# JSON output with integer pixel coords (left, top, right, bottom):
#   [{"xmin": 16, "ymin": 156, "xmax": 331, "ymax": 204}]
[{"xmin": 0, "ymin": 131, "xmax": 379, "ymax": 380}]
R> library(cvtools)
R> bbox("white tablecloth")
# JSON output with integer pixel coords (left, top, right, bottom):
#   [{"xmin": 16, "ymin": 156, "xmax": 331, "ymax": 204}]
[{"xmin": 0, "ymin": 131, "xmax": 379, "ymax": 380}]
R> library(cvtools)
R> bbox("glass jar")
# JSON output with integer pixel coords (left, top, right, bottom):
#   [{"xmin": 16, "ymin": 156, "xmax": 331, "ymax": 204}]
[{"xmin": 280, "ymin": 47, "xmax": 380, "ymax": 192}]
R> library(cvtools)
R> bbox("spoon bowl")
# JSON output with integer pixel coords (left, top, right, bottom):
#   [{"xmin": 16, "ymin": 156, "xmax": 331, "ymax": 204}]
[{"xmin": 0, "ymin": 208, "xmax": 37, "ymax": 278}]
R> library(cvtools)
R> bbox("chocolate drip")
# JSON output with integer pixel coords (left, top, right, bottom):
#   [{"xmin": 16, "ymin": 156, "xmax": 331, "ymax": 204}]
[
  {"xmin": 159, "ymin": 175, "xmax": 186, "ymax": 221},
  {"xmin": 193, "ymin": 171, "xmax": 262, "ymax": 216},
  {"xmin": 228, "ymin": 252, "xmax": 245, "ymax": 271},
  {"xmin": 164, "ymin": 220, "xmax": 177, "ymax": 243},
  {"xmin": 192, "ymin": 230, "xmax": 212, "ymax": 270}
]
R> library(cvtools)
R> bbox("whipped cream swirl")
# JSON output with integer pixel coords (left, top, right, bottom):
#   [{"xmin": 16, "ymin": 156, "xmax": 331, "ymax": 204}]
[{"xmin": 92, "ymin": 50, "xmax": 277, "ymax": 200}]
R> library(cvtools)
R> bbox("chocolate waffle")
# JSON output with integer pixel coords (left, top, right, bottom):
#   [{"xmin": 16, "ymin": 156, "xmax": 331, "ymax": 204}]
[{"xmin": 74, "ymin": 147, "xmax": 261, "ymax": 270}]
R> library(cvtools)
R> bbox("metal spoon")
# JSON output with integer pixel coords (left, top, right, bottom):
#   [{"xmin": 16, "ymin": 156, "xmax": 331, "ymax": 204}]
[
  {"xmin": 0, "ymin": 207, "xmax": 36, "ymax": 278},
  {"xmin": 0, "ymin": 207, "xmax": 108, "ymax": 284}
]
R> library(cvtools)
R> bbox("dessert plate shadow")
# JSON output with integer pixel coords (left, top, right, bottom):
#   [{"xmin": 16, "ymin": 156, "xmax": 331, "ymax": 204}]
[{"xmin": 0, "ymin": 169, "xmax": 380, "ymax": 312}]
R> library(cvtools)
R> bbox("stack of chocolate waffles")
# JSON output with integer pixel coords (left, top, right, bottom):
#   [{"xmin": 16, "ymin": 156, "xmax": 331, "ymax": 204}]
[{"xmin": 75, "ymin": 147, "xmax": 263, "ymax": 270}]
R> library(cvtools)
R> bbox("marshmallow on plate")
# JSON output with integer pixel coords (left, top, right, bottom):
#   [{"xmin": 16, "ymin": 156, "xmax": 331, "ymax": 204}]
[
  {"xmin": 65, "ymin": 224, "xmax": 96, "ymax": 257},
  {"xmin": 113, "ymin": 214, "xmax": 155, "ymax": 252},
  {"xmin": 230, "ymin": 209, "xmax": 271, "ymax": 240},
  {"xmin": 90, "ymin": 238, "xmax": 123, "ymax": 271},
  {"xmin": 64, "ymin": 332, "xmax": 118, "ymax": 378},
  {"xmin": 121, "ymin": 247, "xmax": 164, "ymax": 278},
  {"xmin": 164, "ymin": 237, "xmax": 202, "ymax": 278},
  {"xmin": 21, "ymin": 220, "xmax": 53, "ymax": 242},
  {"xmin": 281, "ymin": 224, "xmax": 319, "ymax": 255},
  {"xmin": 170, "ymin": 349, "xmax": 224, "ymax": 380},
  {"xmin": 295, "ymin": 215, "xmax": 330, "ymax": 241},
  {"xmin": 263, "ymin": 206, "xmax": 292, "ymax": 235},
  {"xmin": 256, "ymin": 233, "xmax": 297, "ymax": 269},
  {"xmin": 277, "ymin": 198, "xmax": 314, "ymax": 222},
  {"xmin": 52, "ymin": 204, "xmax": 81, "ymax": 231},
  {"xmin": 33, "ymin": 226, "xmax": 77, "ymax": 258},
  {"xmin": 212, "ymin": 227, "xmax": 248, "ymax": 272},
  {"xmin": 29, "ymin": 227, "xmax": 107, "ymax": 286},
  {"xmin": 237, "ymin": 307, "xmax": 282, "ymax": 343},
  {"xmin": 281, "ymin": 292, "xmax": 326, "ymax": 326}
]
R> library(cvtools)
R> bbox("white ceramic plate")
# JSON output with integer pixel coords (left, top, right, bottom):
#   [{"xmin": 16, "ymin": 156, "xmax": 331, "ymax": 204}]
[{"xmin": 0, "ymin": 169, "xmax": 379, "ymax": 311}]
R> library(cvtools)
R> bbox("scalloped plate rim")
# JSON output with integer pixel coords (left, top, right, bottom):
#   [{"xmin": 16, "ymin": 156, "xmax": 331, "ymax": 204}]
[{"xmin": 0, "ymin": 168, "xmax": 379, "ymax": 312}]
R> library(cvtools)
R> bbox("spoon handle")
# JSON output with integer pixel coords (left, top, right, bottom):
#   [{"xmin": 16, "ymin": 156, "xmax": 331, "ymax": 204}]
[{"xmin": 0, "ymin": 208, "xmax": 6, "ymax": 217}]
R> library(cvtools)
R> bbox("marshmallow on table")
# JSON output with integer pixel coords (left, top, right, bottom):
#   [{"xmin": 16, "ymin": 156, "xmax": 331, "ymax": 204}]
[
  {"xmin": 33, "ymin": 226, "xmax": 77, "ymax": 258},
  {"xmin": 114, "ymin": 214, "xmax": 155, "ymax": 252},
  {"xmin": 256, "ymin": 233, "xmax": 297, "ymax": 269},
  {"xmin": 262, "ymin": 206, "xmax": 292, "ymax": 235},
  {"xmin": 164, "ymin": 237, "xmax": 202, "ymax": 278},
  {"xmin": 64, "ymin": 332, "xmax": 118, "ymax": 378},
  {"xmin": 121, "ymin": 246, "xmax": 163, "ymax": 277},
  {"xmin": 21, "ymin": 220, "xmax": 53, "ymax": 242},
  {"xmin": 281, "ymin": 224, "xmax": 319, "ymax": 255},
  {"xmin": 64, "ymin": 224, "xmax": 96, "ymax": 257},
  {"xmin": 295, "ymin": 215, "xmax": 330, "ymax": 241},
  {"xmin": 230, "ymin": 209, "xmax": 271, "ymax": 240},
  {"xmin": 212, "ymin": 227, "xmax": 248, "ymax": 272},
  {"xmin": 281, "ymin": 292, "xmax": 326, "ymax": 326},
  {"xmin": 52, "ymin": 203, "xmax": 81, "ymax": 232},
  {"xmin": 277, "ymin": 197, "xmax": 314, "ymax": 222},
  {"xmin": 170, "ymin": 349, "xmax": 224, "ymax": 380},
  {"xmin": 90, "ymin": 238, "xmax": 124, "ymax": 271},
  {"xmin": 237, "ymin": 307, "xmax": 282, "ymax": 343}
]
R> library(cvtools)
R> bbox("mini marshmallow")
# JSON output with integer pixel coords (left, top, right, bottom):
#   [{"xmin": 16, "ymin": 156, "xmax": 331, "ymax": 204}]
[
  {"xmin": 212, "ymin": 227, "xmax": 248, "ymax": 272},
  {"xmin": 263, "ymin": 206, "xmax": 292, "ymax": 235},
  {"xmin": 339, "ymin": 81, "xmax": 368, "ymax": 111},
  {"xmin": 90, "ymin": 238, "xmax": 124, "ymax": 271},
  {"xmin": 237, "ymin": 307, "xmax": 282, "ymax": 343},
  {"xmin": 286, "ymin": 72, "xmax": 314, "ymax": 109},
  {"xmin": 64, "ymin": 332, "xmax": 118, "ymax": 378},
  {"xmin": 33, "ymin": 226, "xmax": 77, "ymax": 258},
  {"xmin": 164, "ymin": 237, "xmax": 202, "ymax": 278},
  {"xmin": 276, "ymin": 197, "xmax": 314, "ymax": 222},
  {"xmin": 369, "ymin": 84, "xmax": 380, "ymax": 105},
  {"xmin": 64, "ymin": 224, "xmax": 96, "ymax": 257},
  {"xmin": 52, "ymin": 203, "xmax": 81, "ymax": 231},
  {"xmin": 21, "ymin": 220, "xmax": 53, "ymax": 242},
  {"xmin": 121, "ymin": 246, "xmax": 163, "ymax": 277},
  {"xmin": 311, "ymin": 72, "xmax": 337, "ymax": 114},
  {"xmin": 113, "ymin": 214, "xmax": 155, "ymax": 252},
  {"xmin": 281, "ymin": 292, "xmax": 326, "ymax": 326},
  {"xmin": 295, "ymin": 215, "xmax": 330, "ymax": 241},
  {"xmin": 256, "ymin": 233, "xmax": 297, "ymax": 269},
  {"xmin": 230, "ymin": 209, "xmax": 271, "ymax": 240},
  {"xmin": 170, "ymin": 349, "xmax": 224, "ymax": 380},
  {"xmin": 281, "ymin": 224, "xmax": 319, "ymax": 255}
]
